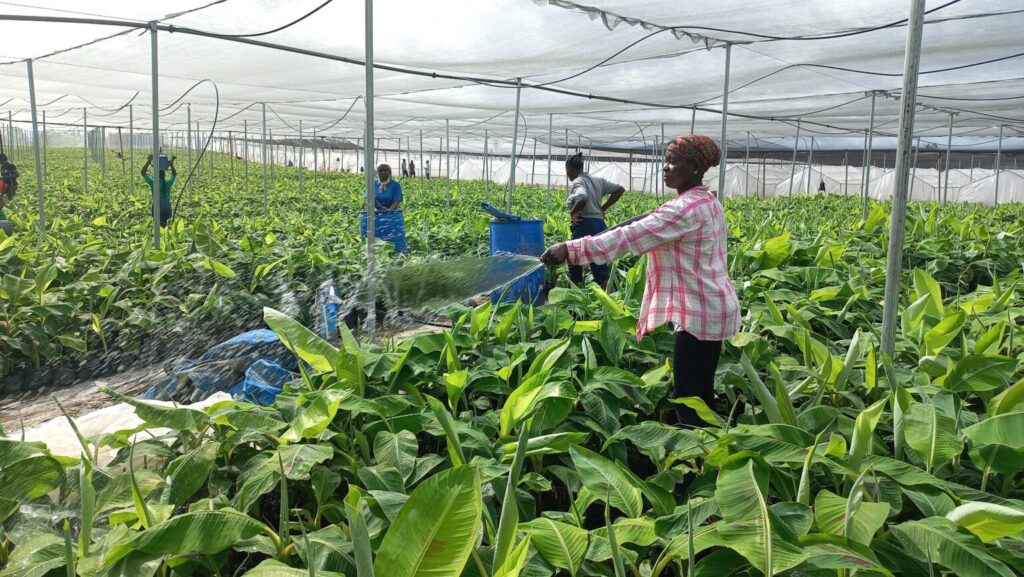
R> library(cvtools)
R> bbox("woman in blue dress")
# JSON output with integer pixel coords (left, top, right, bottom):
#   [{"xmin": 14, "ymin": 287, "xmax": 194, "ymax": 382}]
[{"xmin": 374, "ymin": 163, "xmax": 403, "ymax": 211}]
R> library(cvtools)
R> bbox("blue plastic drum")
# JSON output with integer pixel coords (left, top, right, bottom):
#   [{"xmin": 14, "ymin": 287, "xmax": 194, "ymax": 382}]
[{"xmin": 489, "ymin": 219, "xmax": 545, "ymax": 305}]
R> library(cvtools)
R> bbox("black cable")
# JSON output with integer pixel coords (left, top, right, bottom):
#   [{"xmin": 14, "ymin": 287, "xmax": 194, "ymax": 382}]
[
  {"xmin": 170, "ymin": 79, "xmax": 219, "ymax": 221},
  {"xmin": 202, "ymin": 0, "xmax": 333, "ymax": 38}
]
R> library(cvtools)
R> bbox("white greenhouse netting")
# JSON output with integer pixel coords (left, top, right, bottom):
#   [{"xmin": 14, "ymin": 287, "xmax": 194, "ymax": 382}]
[
  {"xmin": 954, "ymin": 171, "xmax": 1024, "ymax": 205},
  {"xmin": 869, "ymin": 169, "xmax": 939, "ymax": 202}
]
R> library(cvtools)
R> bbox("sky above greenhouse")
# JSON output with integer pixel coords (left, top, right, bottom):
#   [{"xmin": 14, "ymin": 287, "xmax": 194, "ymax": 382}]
[{"xmin": 0, "ymin": 0, "xmax": 1020, "ymax": 151}]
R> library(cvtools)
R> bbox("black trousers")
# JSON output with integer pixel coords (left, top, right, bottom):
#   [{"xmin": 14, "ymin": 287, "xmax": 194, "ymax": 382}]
[{"xmin": 673, "ymin": 330, "xmax": 723, "ymax": 426}]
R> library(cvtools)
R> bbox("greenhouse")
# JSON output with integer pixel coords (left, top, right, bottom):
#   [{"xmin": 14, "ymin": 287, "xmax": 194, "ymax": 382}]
[{"xmin": 1, "ymin": 1, "xmax": 1023, "ymax": 576}]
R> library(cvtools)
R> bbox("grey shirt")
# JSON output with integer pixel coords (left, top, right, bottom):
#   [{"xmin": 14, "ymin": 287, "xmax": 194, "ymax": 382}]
[{"xmin": 566, "ymin": 173, "xmax": 619, "ymax": 219}]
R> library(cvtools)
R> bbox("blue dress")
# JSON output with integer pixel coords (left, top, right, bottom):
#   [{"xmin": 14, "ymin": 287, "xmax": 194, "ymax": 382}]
[{"xmin": 374, "ymin": 179, "xmax": 403, "ymax": 211}]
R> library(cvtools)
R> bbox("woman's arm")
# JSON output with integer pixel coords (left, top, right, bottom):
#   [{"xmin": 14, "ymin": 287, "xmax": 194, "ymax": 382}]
[
  {"xmin": 600, "ymin": 186, "xmax": 625, "ymax": 214},
  {"xmin": 566, "ymin": 198, "xmax": 706, "ymax": 266}
]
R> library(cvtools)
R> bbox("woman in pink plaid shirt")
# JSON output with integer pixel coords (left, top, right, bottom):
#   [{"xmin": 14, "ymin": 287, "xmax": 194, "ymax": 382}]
[{"xmin": 542, "ymin": 135, "xmax": 741, "ymax": 426}]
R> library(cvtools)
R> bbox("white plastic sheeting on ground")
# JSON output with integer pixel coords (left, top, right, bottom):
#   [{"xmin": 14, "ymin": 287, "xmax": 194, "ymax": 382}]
[
  {"xmin": 869, "ymin": 169, "xmax": 938, "ymax": 202},
  {"xmin": 19, "ymin": 393, "xmax": 232, "ymax": 465},
  {"xmin": 954, "ymin": 171, "xmax": 1024, "ymax": 205},
  {"xmin": 773, "ymin": 168, "xmax": 844, "ymax": 197}
]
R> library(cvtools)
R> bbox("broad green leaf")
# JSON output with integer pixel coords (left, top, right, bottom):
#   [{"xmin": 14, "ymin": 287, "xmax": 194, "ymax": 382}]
[
  {"xmin": 716, "ymin": 453, "xmax": 770, "ymax": 523},
  {"xmin": 990, "ymin": 377, "xmax": 1024, "ymax": 416},
  {"xmin": 241, "ymin": 559, "xmax": 344, "ymax": 577},
  {"xmin": 924, "ymin": 311, "xmax": 965, "ymax": 356},
  {"xmin": 501, "ymin": 432, "xmax": 588, "ymax": 460},
  {"xmin": 947, "ymin": 501, "xmax": 1024, "ymax": 543},
  {"xmin": 494, "ymin": 425, "xmax": 530, "ymax": 572},
  {"xmin": 912, "ymin": 268, "xmax": 943, "ymax": 319},
  {"xmin": 282, "ymin": 389, "xmax": 348, "ymax": 442},
  {"xmin": 964, "ymin": 411, "xmax": 1024, "ymax": 475},
  {"xmin": 443, "ymin": 369, "xmax": 469, "ymax": 411},
  {"xmin": 0, "ymin": 533, "xmax": 64, "ymax": 577},
  {"xmin": 374, "ymin": 430, "xmax": 418, "ymax": 481},
  {"xmin": 569, "ymin": 445, "xmax": 642, "ymax": 518},
  {"xmin": 263, "ymin": 307, "xmax": 339, "ymax": 372},
  {"xmin": 373, "ymin": 466, "xmax": 482, "ymax": 577},
  {"xmin": 104, "ymin": 508, "xmax": 267, "ymax": 568},
  {"xmin": 163, "ymin": 441, "xmax": 219, "ymax": 506},
  {"xmin": 892, "ymin": 517, "xmax": 1015, "ymax": 577},
  {"xmin": 943, "ymin": 354, "xmax": 1019, "ymax": 392},
  {"xmin": 275, "ymin": 443, "xmax": 333, "ymax": 480},
  {"xmin": 99, "ymin": 386, "xmax": 209, "ymax": 430},
  {"xmin": 520, "ymin": 518, "xmax": 589, "ymax": 577},
  {"xmin": 797, "ymin": 534, "xmax": 894, "ymax": 576},
  {"xmin": 0, "ymin": 455, "xmax": 65, "ymax": 501},
  {"xmin": 904, "ymin": 403, "xmax": 962, "ymax": 473},
  {"xmin": 813, "ymin": 489, "xmax": 889, "ymax": 546}
]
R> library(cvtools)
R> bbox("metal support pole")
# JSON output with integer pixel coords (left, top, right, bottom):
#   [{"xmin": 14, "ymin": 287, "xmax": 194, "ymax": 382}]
[
  {"xmin": 418, "ymin": 129, "xmax": 423, "ymax": 177},
  {"xmin": 228, "ymin": 131, "xmax": 234, "ymax": 182},
  {"xmin": 805, "ymin": 137, "xmax": 815, "ymax": 194},
  {"xmin": 243, "ymin": 120, "xmax": 249, "ymax": 187},
  {"xmin": 880, "ymin": 0, "xmax": 926, "ymax": 358},
  {"xmin": 744, "ymin": 131, "xmax": 750, "ymax": 197},
  {"xmin": 715, "ymin": 43, "xmax": 731, "ymax": 202},
  {"xmin": 994, "ymin": 124, "xmax": 1004, "ymax": 205},
  {"xmin": 299, "ymin": 121, "xmax": 304, "ymax": 194},
  {"xmin": 863, "ymin": 91, "xmax": 876, "ymax": 216},
  {"xmin": 312, "ymin": 128, "xmax": 318, "ymax": 175},
  {"xmin": 364, "ymin": 0, "xmax": 377, "ymax": 338},
  {"xmin": 42, "ymin": 110, "xmax": 47, "ymax": 181},
  {"xmin": 83, "ymin": 108, "xmax": 88, "ymax": 194},
  {"xmin": 942, "ymin": 114, "xmax": 954, "ymax": 203},
  {"xmin": 149, "ymin": 22, "xmax": 161, "ymax": 248},
  {"xmin": 261, "ymin": 103, "xmax": 268, "ymax": 216},
  {"xmin": 910, "ymin": 136, "xmax": 920, "ymax": 198},
  {"xmin": 507, "ymin": 78, "xmax": 523, "ymax": 213},
  {"xmin": 26, "ymin": 59, "xmax": 45, "ymax": 236},
  {"xmin": 690, "ymin": 106, "xmax": 696, "ymax": 134},
  {"xmin": 445, "ymin": 118, "xmax": 451, "ymax": 207},
  {"xmin": 186, "ymin": 104, "xmax": 192, "ymax": 201},
  {"xmin": 129, "ymin": 105, "xmax": 134, "ymax": 199},
  {"xmin": 484, "ymin": 129, "xmax": 489, "ymax": 194},
  {"xmin": 660, "ymin": 122, "xmax": 666, "ymax": 198},
  {"xmin": 530, "ymin": 138, "xmax": 538, "ymax": 185},
  {"xmin": 788, "ymin": 120, "xmax": 801, "ymax": 197},
  {"xmin": 546, "ymin": 113, "xmax": 553, "ymax": 210}
]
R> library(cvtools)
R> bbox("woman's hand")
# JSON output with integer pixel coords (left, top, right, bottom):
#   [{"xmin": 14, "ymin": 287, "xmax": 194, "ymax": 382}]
[{"xmin": 541, "ymin": 243, "xmax": 569, "ymax": 266}]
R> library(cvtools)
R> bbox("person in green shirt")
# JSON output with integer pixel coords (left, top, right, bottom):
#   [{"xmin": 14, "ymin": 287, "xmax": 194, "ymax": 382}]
[{"xmin": 141, "ymin": 154, "xmax": 177, "ymax": 227}]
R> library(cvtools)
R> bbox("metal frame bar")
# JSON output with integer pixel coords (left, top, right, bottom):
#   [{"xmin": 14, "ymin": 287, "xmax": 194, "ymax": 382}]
[
  {"xmin": 261, "ymin": 102, "xmax": 268, "ymax": 215},
  {"xmin": 880, "ymin": 0, "xmax": 926, "ymax": 357},
  {"xmin": 149, "ymin": 21, "xmax": 161, "ymax": 247},
  {"xmin": 363, "ymin": 0, "xmax": 377, "ymax": 338},
  {"xmin": 994, "ymin": 124, "xmax": 1004, "ymax": 205},
  {"xmin": 863, "ymin": 91, "xmax": 876, "ymax": 216},
  {"xmin": 507, "ymin": 78, "xmax": 522, "ymax": 212},
  {"xmin": 716, "ymin": 43, "xmax": 731, "ymax": 201},
  {"xmin": 26, "ymin": 59, "xmax": 45, "ymax": 236},
  {"xmin": 788, "ymin": 120, "xmax": 800, "ymax": 197}
]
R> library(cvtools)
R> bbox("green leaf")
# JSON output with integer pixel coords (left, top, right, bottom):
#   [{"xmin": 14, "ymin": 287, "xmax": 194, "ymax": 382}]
[
  {"xmin": 99, "ymin": 386, "xmax": 209, "ymax": 430},
  {"xmin": 904, "ymin": 403, "xmax": 962, "ymax": 473},
  {"xmin": 163, "ymin": 441, "xmax": 219, "ymax": 506},
  {"xmin": 374, "ymin": 430, "xmax": 418, "ymax": 481},
  {"xmin": 947, "ymin": 501, "xmax": 1024, "ymax": 543},
  {"xmin": 443, "ymin": 369, "xmax": 469, "ymax": 411},
  {"xmin": 912, "ymin": 268, "xmax": 944, "ymax": 319},
  {"xmin": 964, "ymin": 411, "xmax": 1024, "ymax": 475},
  {"xmin": 0, "ymin": 455, "xmax": 65, "ymax": 501},
  {"xmin": 892, "ymin": 517, "xmax": 1015, "ymax": 577},
  {"xmin": 924, "ymin": 312, "xmax": 965, "ymax": 356},
  {"xmin": 0, "ymin": 533, "xmax": 64, "ymax": 577},
  {"xmin": 501, "ymin": 432, "xmax": 588, "ymax": 460},
  {"xmin": 670, "ymin": 397, "xmax": 724, "ymax": 427},
  {"xmin": 103, "ymin": 508, "xmax": 267, "ymax": 569},
  {"xmin": 813, "ymin": 489, "xmax": 889, "ymax": 546},
  {"xmin": 264, "ymin": 307, "xmax": 339, "ymax": 373},
  {"xmin": 492, "ymin": 535, "xmax": 531, "ymax": 577},
  {"xmin": 943, "ymin": 354, "xmax": 1019, "ymax": 392},
  {"xmin": 275, "ymin": 443, "xmax": 333, "ymax": 480},
  {"xmin": 241, "ymin": 559, "xmax": 345, "ymax": 577},
  {"xmin": 590, "ymin": 283, "xmax": 625, "ymax": 317},
  {"xmin": 598, "ymin": 317, "xmax": 627, "ymax": 366},
  {"xmin": 848, "ymin": 398, "xmax": 887, "ymax": 472},
  {"xmin": 282, "ymin": 389, "xmax": 348, "ymax": 442},
  {"xmin": 520, "ymin": 518, "xmax": 589, "ymax": 577},
  {"xmin": 494, "ymin": 424, "xmax": 531, "ymax": 572},
  {"xmin": 989, "ymin": 377, "xmax": 1024, "ymax": 416},
  {"xmin": 569, "ymin": 445, "xmax": 642, "ymax": 518},
  {"xmin": 372, "ymin": 466, "xmax": 482, "ymax": 577},
  {"xmin": 797, "ymin": 534, "xmax": 894, "ymax": 576}
]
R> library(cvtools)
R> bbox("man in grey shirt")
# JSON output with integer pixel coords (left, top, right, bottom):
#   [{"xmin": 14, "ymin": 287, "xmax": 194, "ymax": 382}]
[{"xmin": 564, "ymin": 152, "xmax": 625, "ymax": 289}]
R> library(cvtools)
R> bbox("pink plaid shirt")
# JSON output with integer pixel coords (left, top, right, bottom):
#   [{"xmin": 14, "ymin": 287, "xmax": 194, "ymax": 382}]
[{"xmin": 566, "ymin": 185, "xmax": 741, "ymax": 342}]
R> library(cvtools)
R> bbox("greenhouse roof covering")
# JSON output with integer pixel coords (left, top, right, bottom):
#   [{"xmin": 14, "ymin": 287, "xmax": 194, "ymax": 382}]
[{"xmin": 0, "ymin": 0, "xmax": 1021, "ymax": 151}]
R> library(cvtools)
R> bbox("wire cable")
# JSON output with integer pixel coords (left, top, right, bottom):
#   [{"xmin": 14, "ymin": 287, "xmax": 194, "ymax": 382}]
[
  {"xmin": 170, "ymin": 79, "xmax": 219, "ymax": 221},
  {"xmin": 194, "ymin": 0, "xmax": 333, "ymax": 38}
]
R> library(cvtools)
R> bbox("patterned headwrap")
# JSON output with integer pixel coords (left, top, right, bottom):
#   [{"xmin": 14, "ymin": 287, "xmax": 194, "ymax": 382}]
[{"xmin": 666, "ymin": 135, "xmax": 720, "ymax": 175}]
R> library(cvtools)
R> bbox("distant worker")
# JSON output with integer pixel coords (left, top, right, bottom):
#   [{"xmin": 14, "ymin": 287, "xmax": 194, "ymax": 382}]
[
  {"xmin": 817, "ymin": 179, "xmax": 826, "ymax": 194},
  {"xmin": 374, "ymin": 163, "xmax": 403, "ymax": 211},
  {"xmin": 425, "ymin": 159, "xmax": 431, "ymax": 179},
  {"xmin": 408, "ymin": 159, "xmax": 417, "ymax": 178},
  {"xmin": 541, "ymin": 135, "xmax": 740, "ymax": 427},
  {"xmin": 0, "ymin": 153, "xmax": 17, "ymax": 235},
  {"xmin": 563, "ymin": 152, "xmax": 625, "ymax": 289},
  {"xmin": 141, "ymin": 154, "xmax": 177, "ymax": 227},
  {"xmin": 401, "ymin": 158, "xmax": 409, "ymax": 178}
]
